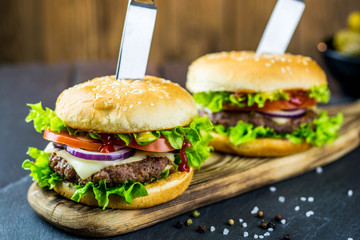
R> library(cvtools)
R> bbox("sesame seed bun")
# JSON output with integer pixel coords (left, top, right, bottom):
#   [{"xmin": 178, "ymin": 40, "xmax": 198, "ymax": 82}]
[
  {"xmin": 56, "ymin": 75, "xmax": 197, "ymax": 133},
  {"xmin": 53, "ymin": 167, "xmax": 194, "ymax": 209},
  {"xmin": 186, "ymin": 51, "xmax": 327, "ymax": 93},
  {"xmin": 210, "ymin": 132, "xmax": 311, "ymax": 157}
]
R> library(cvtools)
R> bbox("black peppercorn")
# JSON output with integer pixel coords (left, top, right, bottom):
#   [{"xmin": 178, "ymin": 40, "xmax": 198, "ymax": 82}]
[
  {"xmin": 260, "ymin": 221, "xmax": 268, "ymax": 229},
  {"xmin": 283, "ymin": 234, "xmax": 291, "ymax": 240},
  {"xmin": 196, "ymin": 225, "xmax": 207, "ymax": 233},
  {"xmin": 275, "ymin": 214, "xmax": 282, "ymax": 221},
  {"xmin": 267, "ymin": 221, "xmax": 276, "ymax": 229},
  {"xmin": 174, "ymin": 221, "xmax": 183, "ymax": 229}
]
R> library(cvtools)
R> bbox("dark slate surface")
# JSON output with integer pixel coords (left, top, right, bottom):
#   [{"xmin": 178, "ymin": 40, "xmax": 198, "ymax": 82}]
[{"xmin": 0, "ymin": 62, "xmax": 359, "ymax": 240}]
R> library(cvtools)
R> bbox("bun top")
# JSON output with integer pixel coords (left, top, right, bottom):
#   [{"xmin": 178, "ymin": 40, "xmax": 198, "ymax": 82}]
[
  {"xmin": 186, "ymin": 51, "xmax": 327, "ymax": 93},
  {"xmin": 56, "ymin": 76, "xmax": 197, "ymax": 133}
]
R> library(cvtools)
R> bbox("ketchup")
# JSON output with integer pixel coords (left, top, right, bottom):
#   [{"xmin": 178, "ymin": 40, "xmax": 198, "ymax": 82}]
[
  {"xmin": 99, "ymin": 134, "xmax": 117, "ymax": 153},
  {"xmin": 179, "ymin": 140, "xmax": 192, "ymax": 172}
]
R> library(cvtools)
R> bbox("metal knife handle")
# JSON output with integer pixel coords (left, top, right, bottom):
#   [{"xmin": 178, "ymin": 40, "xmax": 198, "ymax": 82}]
[{"xmin": 115, "ymin": 0, "xmax": 157, "ymax": 80}]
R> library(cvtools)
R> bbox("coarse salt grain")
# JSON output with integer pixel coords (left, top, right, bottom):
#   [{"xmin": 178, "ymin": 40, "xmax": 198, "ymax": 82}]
[
  {"xmin": 316, "ymin": 166, "xmax": 323, "ymax": 174},
  {"xmin": 254, "ymin": 234, "xmax": 259, "ymax": 239},
  {"xmin": 259, "ymin": 235, "xmax": 264, "ymax": 239},
  {"xmin": 251, "ymin": 206, "xmax": 259, "ymax": 214},
  {"xmin": 308, "ymin": 197, "xmax": 314, "ymax": 202},
  {"xmin": 268, "ymin": 228, "xmax": 274, "ymax": 232},
  {"xmin": 264, "ymin": 232, "xmax": 270, "ymax": 236},
  {"xmin": 278, "ymin": 196, "xmax": 285, "ymax": 203},
  {"xmin": 269, "ymin": 186, "xmax": 276, "ymax": 192},
  {"xmin": 348, "ymin": 189, "xmax": 353, "ymax": 197},
  {"xmin": 244, "ymin": 231, "xmax": 249, "ymax": 237},
  {"xmin": 294, "ymin": 206, "xmax": 300, "ymax": 211},
  {"xmin": 242, "ymin": 222, "xmax": 248, "ymax": 228},
  {"xmin": 300, "ymin": 197, "xmax": 307, "ymax": 201},
  {"xmin": 306, "ymin": 211, "xmax": 314, "ymax": 217},
  {"xmin": 223, "ymin": 228, "xmax": 229, "ymax": 235},
  {"xmin": 239, "ymin": 218, "xmax": 244, "ymax": 223},
  {"xmin": 281, "ymin": 219, "xmax": 286, "ymax": 224},
  {"xmin": 210, "ymin": 226, "xmax": 215, "ymax": 232}
]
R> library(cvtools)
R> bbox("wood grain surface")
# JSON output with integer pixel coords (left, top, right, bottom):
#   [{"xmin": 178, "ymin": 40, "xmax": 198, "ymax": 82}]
[
  {"xmin": 27, "ymin": 101, "xmax": 360, "ymax": 237},
  {"xmin": 1, "ymin": 0, "xmax": 358, "ymax": 64}
]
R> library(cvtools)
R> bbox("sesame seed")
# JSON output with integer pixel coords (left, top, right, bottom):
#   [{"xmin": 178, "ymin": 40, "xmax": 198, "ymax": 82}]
[
  {"xmin": 300, "ymin": 197, "xmax": 307, "ymax": 201},
  {"xmin": 251, "ymin": 206, "xmax": 259, "ymax": 214},
  {"xmin": 316, "ymin": 166, "xmax": 323, "ymax": 174},
  {"xmin": 223, "ymin": 228, "xmax": 229, "ymax": 235},
  {"xmin": 269, "ymin": 186, "xmax": 276, "ymax": 192},
  {"xmin": 268, "ymin": 228, "xmax": 274, "ymax": 232},
  {"xmin": 264, "ymin": 232, "xmax": 270, "ymax": 236},
  {"xmin": 242, "ymin": 222, "xmax": 248, "ymax": 228},
  {"xmin": 305, "ymin": 211, "xmax": 314, "ymax": 217},
  {"xmin": 150, "ymin": 103, "xmax": 154, "ymax": 106},
  {"xmin": 138, "ymin": 101, "xmax": 141, "ymax": 104},
  {"xmin": 348, "ymin": 189, "xmax": 353, "ymax": 197},
  {"xmin": 294, "ymin": 206, "xmax": 300, "ymax": 211},
  {"xmin": 210, "ymin": 226, "xmax": 215, "ymax": 232},
  {"xmin": 129, "ymin": 104, "xmax": 133, "ymax": 109},
  {"xmin": 239, "ymin": 218, "xmax": 244, "ymax": 223},
  {"xmin": 265, "ymin": 63, "xmax": 271, "ymax": 67},
  {"xmin": 281, "ymin": 67, "xmax": 285, "ymax": 73},
  {"xmin": 244, "ymin": 231, "xmax": 249, "ymax": 237},
  {"xmin": 308, "ymin": 197, "xmax": 314, "ymax": 202},
  {"xmin": 278, "ymin": 196, "xmax": 285, "ymax": 203},
  {"xmin": 281, "ymin": 219, "xmax": 286, "ymax": 224}
]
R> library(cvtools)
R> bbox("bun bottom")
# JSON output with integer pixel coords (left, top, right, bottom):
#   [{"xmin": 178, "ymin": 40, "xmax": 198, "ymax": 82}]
[
  {"xmin": 53, "ymin": 167, "xmax": 194, "ymax": 209},
  {"xmin": 210, "ymin": 132, "xmax": 311, "ymax": 157}
]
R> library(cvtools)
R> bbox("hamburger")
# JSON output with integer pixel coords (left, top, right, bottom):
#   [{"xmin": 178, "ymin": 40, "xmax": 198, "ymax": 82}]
[
  {"xmin": 186, "ymin": 51, "xmax": 343, "ymax": 157},
  {"xmin": 23, "ymin": 75, "xmax": 213, "ymax": 209}
]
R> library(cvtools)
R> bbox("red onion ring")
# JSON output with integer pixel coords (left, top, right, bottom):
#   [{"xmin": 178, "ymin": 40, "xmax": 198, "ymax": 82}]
[
  {"xmin": 64, "ymin": 145, "xmax": 135, "ymax": 161},
  {"xmin": 258, "ymin": 109, "xmax": 306, "ymax": 118}
]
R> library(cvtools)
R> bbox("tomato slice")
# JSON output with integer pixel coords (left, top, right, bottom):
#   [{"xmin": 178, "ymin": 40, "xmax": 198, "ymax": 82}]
[
  {"xmin": 225, "ymin": 91, "xmax": 317, "ymax": 111},
  {"xmin": 128, "ymin": 137, "xmax": 175, "ymax": 152},
  {"xmin": 43, "ymin": 129, "xmax": 102, "ymax": 151}
]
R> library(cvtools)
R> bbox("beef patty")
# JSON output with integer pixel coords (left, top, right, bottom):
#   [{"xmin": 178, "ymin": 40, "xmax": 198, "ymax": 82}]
[
  {"xmin": 49, "ymin": 153, "xmax": 174, "ymax": 186},
  {"xmin": 207, "ymin": 109, "xmax": 318, "ymax": 134}
]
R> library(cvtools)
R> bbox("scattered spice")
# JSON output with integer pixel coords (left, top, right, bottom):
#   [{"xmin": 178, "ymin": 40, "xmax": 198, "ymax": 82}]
[
  {"xmin": 281, "ymin": 219, "xmax": 286, "ymax": 225},
  {"xmin": 243, "ymin": 231, "xmax": 249, "ymax": 237},
  {"xmin": 260, "ymin": 221, "xmax": 268, "ymax": 229},
  {"xmin": 192, "ymin": 210, "xmax": 200, "ymax": 218},
  {"xmin": 283, "ymin": 234, "xmax": 291, "ymax": 240},
  {"xmin": 228, "ymin": 219, "xmax": 234, "ymax": 225},
  {"xmin": 348, "ymin": 189, "xmax": 353, "ymax": 197},
  {"xmin": 223, "ymin": 228, "xmax": 229, "ymax": 235},
  {"xmin": 254, "ymin": 234, "xmax": 259, "ymax": 239},
  {"xmin": 264, "ymin": 232, "xmax": 270, "ymax": 236},
  {"xmin": 267, "ymin": 221, "xmax": 276, "ymax": 229},
  {"xmin": 269, "ymin": 186, "xmax": 277, "ymax": 192},
  {"xmin": 268, "ymin": 227, "xmax": 274, "ymax": 232},
  {"xmin": 294, "ymin": 206, "xmax": 300, "ymax": 211},
  {"xmin": 278, "ymin": 196, "xmax": 285, "ymax": 203},
  {"xmin": 239, "ymin": 218, "xmax": 244, "ymax": 223},
  {"xmin": 174, "ymin": 221, "xmax": 183, "ymax": 229},
  {"xmin": 300, "ymin": 197, "xmax": 306, "ymax": 201},
  {"xmin": 186, "ymin": 219, "xmax": 193, "ymax": 226},
  {"xmin": 242, "ymin": 222, "xmax": 248, "ymax": 228},
  {"xmin": 306, "ymin": 210, "xmax": 314, "ymax": 217},
  {"xmin": 196, "ymin": 224, "xmax": 207, "ymax": 233},
  {"xmin": 316, "ymin": 166, "xmax": 323, "ymax": 174},
  {"xmin": 210, "ymin": 226, "xmax": 215, "ymax": 232},
  {"xmin": 275, "ymin": 214, "xmax": 282, "ymax": 221},
  {"xmin": 257, "ymin": 211, "xmax": 264, "ymax": 218},
  {"xmin": 308, "ymin": 197, "xmax": 314, "ymax": 202},
  {"xmin": 251, "ymin": 206, "xmax": 259, "ymax": 214}
]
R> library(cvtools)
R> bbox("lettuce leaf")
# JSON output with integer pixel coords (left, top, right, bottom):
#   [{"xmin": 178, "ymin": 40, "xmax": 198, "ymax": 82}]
[
  {"xmin": 193, "ymin": 85, "xmax": 330, "ymax": 113},
  {"xmin": 215, "ymin": 111, "xmax": 343, "ymax": 147},
  {"xmin": 22, "ymin": 148, "xmax": 61, "ymax": 188},
  {"xmin": 26, "ymin": 102, "xmax": 66, "ymax": 133},
  {"xmin": 71, "ymin": 180, "xmax": 148, "ymax": 210}
]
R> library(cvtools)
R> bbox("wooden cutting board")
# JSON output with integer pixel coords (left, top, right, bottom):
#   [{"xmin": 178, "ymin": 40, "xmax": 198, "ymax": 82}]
[{"xmin": 27, "ymin": 101, "xmax": 360, "ymax": 237}]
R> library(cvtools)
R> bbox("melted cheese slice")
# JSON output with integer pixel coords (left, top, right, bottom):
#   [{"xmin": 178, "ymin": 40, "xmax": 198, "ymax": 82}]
[
  {"xmin": 271, "ymin": 117, "xmax": 290, "ymax": 125},
  {"xmin": 44, "ymin": 143, "xmax": 174, "ymax": 180}
]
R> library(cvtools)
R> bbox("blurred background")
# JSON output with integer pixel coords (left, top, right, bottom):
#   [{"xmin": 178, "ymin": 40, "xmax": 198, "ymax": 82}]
[{"xmin": 0, "ymin": 0, "xmax": 358, "ymax": 64}]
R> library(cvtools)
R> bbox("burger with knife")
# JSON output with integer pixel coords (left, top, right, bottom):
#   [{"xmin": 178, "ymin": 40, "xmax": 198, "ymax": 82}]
[
  {"xmin": 23, "ymin": 75, "xmax": 213, "ymax": 209},
  {"xmin": 186, "ymin": 51, "xmax": 343, "ymax": 157}
]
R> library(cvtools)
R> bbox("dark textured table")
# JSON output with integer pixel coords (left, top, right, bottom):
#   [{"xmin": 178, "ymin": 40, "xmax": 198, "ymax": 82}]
[{"xmin": 0, "ymin": 61, "xmax": 359, "ymax": 240}]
